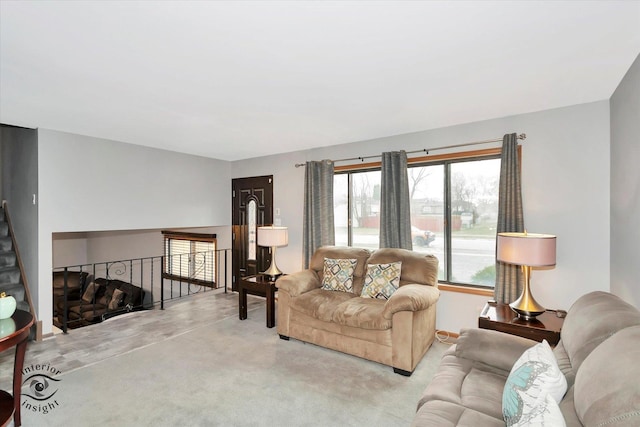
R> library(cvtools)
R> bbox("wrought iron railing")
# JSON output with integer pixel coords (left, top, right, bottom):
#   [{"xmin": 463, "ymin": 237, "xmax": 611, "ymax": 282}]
[{"xmin": 53, "ymin": 249, "xmax": 230, "ymax": 333}]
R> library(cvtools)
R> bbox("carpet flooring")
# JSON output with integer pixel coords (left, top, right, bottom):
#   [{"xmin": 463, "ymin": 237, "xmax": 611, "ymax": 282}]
[{"xmin": 1, "ymin": 291, "xmax": 450, "ymax": 426}]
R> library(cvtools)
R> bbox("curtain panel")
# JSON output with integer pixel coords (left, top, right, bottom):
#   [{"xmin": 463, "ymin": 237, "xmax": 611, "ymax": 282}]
[
  {"xmin": 495, "ymin": 133, "xmax": 525, "ymax": 303},
  {"xmin": 379, "ymin": 150, "xmax": 412, "ymax": 249},
  {"xmin": 303, "ymin": 160, "xmax": 335, "ymax": 267}
]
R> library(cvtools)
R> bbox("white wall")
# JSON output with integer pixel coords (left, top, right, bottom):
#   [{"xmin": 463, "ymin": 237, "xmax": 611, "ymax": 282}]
[
  {"xmin": 232, "ymin": 101, "xmax": 612, "ymax": 332},
  {"xmin": 611, "ymin": 54, "xmax": 640, "ymax": 307},
  {"xmin": 38, "ymin": 129, "xmax": 231, "ymax": 334},
  {"xmin": 52, "ymin": 232, "xmax": 88, "ymax": 267}
]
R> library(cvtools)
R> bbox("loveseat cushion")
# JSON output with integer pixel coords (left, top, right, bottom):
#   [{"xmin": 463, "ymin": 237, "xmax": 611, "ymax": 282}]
[
  {"xmin": 331, "ymin": 297, "xmax": 390, "ymax": 330},
  {"xmin": 573, "ymin": 325, "xmax": 640, "ymax": 427},
  {"xmin": 367, "ymin": 248, "xmax": 438, "ymax": 287},
  {"xmin": 289, "ymin": 288, "xmax": 357, "ymax": 323},
  {"xmin": 310, "ymin": 247, "xmax": 371, "ymax": 295},
  {"xmin": 360, "ymin": 261, "xmax": 401, "ymax": 300},
  {"xmin": 320, "ymin": 258, "xmax": 358, "ymax": 293},
  {"xmin": 555, "ymin": 291, "xmax": 640, "ymax": 385}
]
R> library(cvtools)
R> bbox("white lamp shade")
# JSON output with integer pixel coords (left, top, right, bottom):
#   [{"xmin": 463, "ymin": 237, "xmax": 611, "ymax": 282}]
[
  {"xmin": 257, "ymin": 226, "xmax": 288, "ymax": 247},
  {"xmin": 497, "ymin": 232, "xmax": 556, "ymax": 267}
]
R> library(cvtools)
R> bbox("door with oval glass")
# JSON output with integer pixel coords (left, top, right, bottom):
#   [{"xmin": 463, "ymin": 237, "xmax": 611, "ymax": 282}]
[{"xmin": 231, "ymin": 175, "xmax": 273, "ymax": 291}]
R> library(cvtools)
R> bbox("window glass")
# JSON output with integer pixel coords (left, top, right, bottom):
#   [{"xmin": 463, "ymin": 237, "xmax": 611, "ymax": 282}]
[
  {"xmin": 450, "ymin": 158, "xmax": 500, "ymax": 285},
  {"xmin": 334, "ymin": 174, "xmax": 349, "ymax": 246},
  {"xmin": 408, "ymin": 164, "xmax": 445, "ymax": 280},
  {"xmin": 350, "ymin": 170, "xmax": 381, "ymax": 250}
]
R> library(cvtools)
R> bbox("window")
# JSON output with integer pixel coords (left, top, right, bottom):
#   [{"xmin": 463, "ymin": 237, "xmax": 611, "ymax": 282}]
[
  {"xmin": 162, "ymin": 232, "xmax": 217, "ymax": 286},
  {"xmin": 334, "ymin": 170, "xmax": 381, "ymax": 247},
  {"xmin": 334, "ymin": 148, "xmax": 507, "ymax": 289}
]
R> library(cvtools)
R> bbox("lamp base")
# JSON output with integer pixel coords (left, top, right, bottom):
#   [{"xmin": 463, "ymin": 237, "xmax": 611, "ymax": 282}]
[
  {"xmin": 509, "ymin": 301, "xmax": 546, "ymax": 321},
  {"xmin": 510, "ymin": 265, "xmax": 545, "ymax": 320},
  {"xmin": 261, "ymin": 246, "xmax": 283, "ymax": 281}
]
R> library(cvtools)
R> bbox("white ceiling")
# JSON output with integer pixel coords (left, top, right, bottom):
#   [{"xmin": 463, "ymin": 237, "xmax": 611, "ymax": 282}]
[{"xmin": 1, "ymin": 1, "xmax": 639, "ymax": 161}]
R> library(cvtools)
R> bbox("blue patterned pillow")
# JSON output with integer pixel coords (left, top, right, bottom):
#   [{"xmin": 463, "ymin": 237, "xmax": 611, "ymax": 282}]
[
  {"xmin": 502, "ymin": 340, "xmax": 567, "ymax": 426},
  {"xmin": 360, "ymin": 262, "xmax": 402, "ymax": 300},
  {"xmin": 321, "ymin": 258, "xmax": 357, "ymax": 293}
]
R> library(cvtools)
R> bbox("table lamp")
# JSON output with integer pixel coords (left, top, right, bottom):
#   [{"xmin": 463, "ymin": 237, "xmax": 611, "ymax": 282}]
[
  {"xmin": 496, "ymin": 232, "xmax": 556, "ymax": 320},
  {"xmin": 258, "ymin": 226, "xmax": 288, "ymax": 279}
]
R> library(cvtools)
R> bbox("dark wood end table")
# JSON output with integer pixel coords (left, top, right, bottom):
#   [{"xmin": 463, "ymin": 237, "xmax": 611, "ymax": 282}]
[
  {"xmin": 0, "ymin": 309, "xmax": 35, "ymax": 427},
  {"xmin": 479, "ymin": 300, "xmax": 564, "ymax": 346},
  {"xmin": 238, "ymin": 275, "xmax": 278, "ymax": 328}
]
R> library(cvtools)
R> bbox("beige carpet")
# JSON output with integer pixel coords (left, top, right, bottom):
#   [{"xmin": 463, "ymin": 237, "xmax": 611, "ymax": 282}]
[{"xmin": 6, "ymin": 292, "xmax": 450, "ymax": 426}]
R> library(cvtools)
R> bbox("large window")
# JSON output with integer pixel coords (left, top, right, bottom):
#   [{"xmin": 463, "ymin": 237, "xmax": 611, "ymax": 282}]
[
  {"xmin": 334, "ymin": 149, "xmax": 503, "ymax": 289},
  {"xmin": 162, "ymin": 232, "xmax": 217, "ymax": 286}
]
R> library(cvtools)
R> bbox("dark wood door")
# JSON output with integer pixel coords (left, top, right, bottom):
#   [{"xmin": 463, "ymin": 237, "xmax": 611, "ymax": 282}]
[{"xmin": 232, "ymin": 176, "xmax": 273, "ymax": 291}]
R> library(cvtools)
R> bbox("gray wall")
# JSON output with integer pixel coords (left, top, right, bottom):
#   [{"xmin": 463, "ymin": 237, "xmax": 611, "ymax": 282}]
[
  {"xmin": 0, "ymin": 126, "xmax": 39, "ymax": 312},
  {"xmin": 232, "ymin": 101, "xmax": 613, "ymax": 332},
  {"xmin": 38, "ymin": 129, "xmax": 231, "ymax": 334},
  {"xmin": 611, "ymin": 54, "xmax": 640, "ymax": 307}
]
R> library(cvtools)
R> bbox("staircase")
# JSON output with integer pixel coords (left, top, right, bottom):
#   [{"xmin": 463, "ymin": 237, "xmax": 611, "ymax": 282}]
[{"xmin": 0, "ymin": 204, "xmax": 37, "ymax": 334}]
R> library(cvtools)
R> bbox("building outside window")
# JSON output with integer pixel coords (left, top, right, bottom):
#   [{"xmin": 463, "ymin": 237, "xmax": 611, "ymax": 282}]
[{"xmin": 334, "ymin": 149, "xmax": 503, "ymax": 289}]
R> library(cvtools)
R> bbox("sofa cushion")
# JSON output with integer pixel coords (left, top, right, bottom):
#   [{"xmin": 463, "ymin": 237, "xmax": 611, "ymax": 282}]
[
  {"xmin": 321, "ymin": 258, "xmax": 357, "ymax": 293},
  {"xmin": 289, "ymin": 288, "xmax": 357, "ymax": 323},
  {"xmin": 310, "ymin": 247, "xmax": 371, "ymax": 295},
  {"xmin": 368, "ymin": 248, "xmax": 438, "ymax": 287},
  {"xmin": 573, "ymin": 325, "xmax": 640, "ymax": 427},
  {"xmin": 94, "ymin": 278, "xmax": 144, "ymax": 307},
  {"xmin": 52, "ymin": 271, "xmax": 88, "ymax": 290},
  {"xmin": 81, "ymin": 282, "xmax": 100, "ymax": 303},
  {"xmin": 412, "ymin": 399, "xmax": 505, "ymax": 427},
  {"xmin": 417, "ymin": 348, "xmax": 508, "ymax": 421},
  {"xmin": 555, "ymin": 291, "xmax": 640, "ymax": 384},
  {"xmin": 331, "ymin": 297, "xmax": 390, "ymax": 330},
  {"xmin": 109, "ymin": 288, "xmax": 126, "ymax": 310},
  {"xmin": 360, "ymin": 261, "xmax": 401, "ymax": 300},
  {"xmin": 502, "ymin": 340, "xmax": 567, "ymax": 426}
]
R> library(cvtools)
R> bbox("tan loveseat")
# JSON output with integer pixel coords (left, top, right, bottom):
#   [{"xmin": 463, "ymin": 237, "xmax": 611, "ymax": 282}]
[
  {"xmin": 276, "ymin": 246, "xmax": 440, "ymax": 376},
  {"xmin": 412, "ymin": 291, "xmax": 640, "ymax": 426}
]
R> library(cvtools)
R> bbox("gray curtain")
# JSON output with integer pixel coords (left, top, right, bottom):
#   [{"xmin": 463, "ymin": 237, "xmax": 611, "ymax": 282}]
[
  {"xmin": 380, "ymin": 150, "xmax": 412, "ymax": 249},
  {"xmin": 303, "ymin": 160, "xmax": 335, "ymax": 267},
  {"xmin": 495, "ymin": 133, "xmax": 525, "ymax": 303}
]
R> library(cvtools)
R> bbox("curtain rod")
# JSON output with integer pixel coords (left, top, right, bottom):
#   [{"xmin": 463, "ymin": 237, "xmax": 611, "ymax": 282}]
[{"xmin": 294, "ymin": 133, "xmax": 526, "ymax": 167}]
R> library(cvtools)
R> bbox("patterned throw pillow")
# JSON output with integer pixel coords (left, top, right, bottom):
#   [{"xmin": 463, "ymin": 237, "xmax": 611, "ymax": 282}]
[
  {"xmin": 502, "ymin": 340, "xmax": 568, "ymax": 426},
  {"xmin": 321, "ymin": 258, "xmax": 358, "ymax": 293},
  {"xmin": 360, "ymin": 262, "xmax": 402, "ymax": 300}
]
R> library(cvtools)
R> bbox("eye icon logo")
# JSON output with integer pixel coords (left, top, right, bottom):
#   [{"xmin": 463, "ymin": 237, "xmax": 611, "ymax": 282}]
[
  {"xmin": 24, "ymin": 374, "xmax": 60, "ymax": 401},
  {"xmin": 21, "ymin": 363, "xmax": 63, "ymax": 415}
]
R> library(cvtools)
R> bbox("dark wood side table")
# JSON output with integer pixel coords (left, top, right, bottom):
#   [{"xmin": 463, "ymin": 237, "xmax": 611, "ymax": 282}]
[
  {"xmin": 238, "ymin": 275, "xmax": 278, "ymax": 328},
  {"xmin": 479, "ymin": 300, "xmax": 564, "ymax": 346},
  {"xmin": 0, "ymin": 309, "xmax": 35, "ymax": 427}
]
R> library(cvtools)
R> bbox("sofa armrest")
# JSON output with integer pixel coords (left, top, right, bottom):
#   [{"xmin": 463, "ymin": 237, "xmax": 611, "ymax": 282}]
[
  {"xmin": 382, "ymin": 284, "xmax": 440, "ymax": 319},
  {"xmin": 455, "ymin": 328, "xmax": 538, "ymax": 371},
  {"xmin": 275, "ymin": 270, "xmax": 321, "ymax": 297}
]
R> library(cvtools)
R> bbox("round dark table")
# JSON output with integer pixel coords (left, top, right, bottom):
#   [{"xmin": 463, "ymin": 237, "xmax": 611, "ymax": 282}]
[{"xmin": 0, "ymin": 310, "xmax": 34, "ymax": 427}]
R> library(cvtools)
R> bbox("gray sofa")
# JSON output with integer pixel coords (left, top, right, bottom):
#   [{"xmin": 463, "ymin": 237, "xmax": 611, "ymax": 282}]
[{"xmin": 412, "ymin": 291, "xmax": 640, "ymax": 426}]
